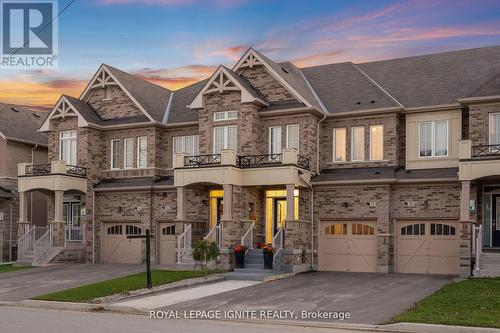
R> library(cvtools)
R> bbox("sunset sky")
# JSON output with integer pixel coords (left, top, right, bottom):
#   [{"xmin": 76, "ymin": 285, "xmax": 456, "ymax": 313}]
[{"xmin": 1, "ymin": 0, "xmax": 500, "ymax": 108}]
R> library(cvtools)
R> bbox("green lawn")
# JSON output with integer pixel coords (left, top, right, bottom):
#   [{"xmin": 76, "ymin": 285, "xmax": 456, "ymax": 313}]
[
  {"xmin": 33, "ymin": 270, "xmax": 215, "ymax": 303},
  {"xmin": 0, "ymin": 264, "xmax": 31, "ymax": 274},
  {"xmin": 393, "ymin": 278, "xmax": 500, "ymax": 328}
]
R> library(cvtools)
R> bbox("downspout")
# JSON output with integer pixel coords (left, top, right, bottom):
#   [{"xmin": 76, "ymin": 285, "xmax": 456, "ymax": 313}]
[
  {"xmin": 30, "ymin": 144, "xmax": 38, "ymax": 226},
  {"xmin": 316, "ymin": 114, "xmax": 327, "ymax": 175},
  {"xmin": 9, "ymin": 201, "xmax": 13, "ymax": 262},
  {"xmin": 92, "ymin": 187, "xmax": 95, "ymax": 264}
]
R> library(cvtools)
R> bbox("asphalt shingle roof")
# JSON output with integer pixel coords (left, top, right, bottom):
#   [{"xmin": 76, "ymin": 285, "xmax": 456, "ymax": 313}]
[
  {"xmin": 167, "ymin": 79, "xmax": 207, "ymax": 124},
  {"xmin": 0, "ymin": 103, "xmax": 47, "ymax": 145}
]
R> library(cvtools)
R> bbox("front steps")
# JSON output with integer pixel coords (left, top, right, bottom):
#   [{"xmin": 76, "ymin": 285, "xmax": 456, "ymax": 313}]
[
  {"xmin": 224, "ymin": 249, "xmax": 289, "ymax": 281},
  {"xmin": 474, "ymin": 251, "xmax": 500, "ymax": 277},
  {"xmin": 14, "ymin": 250, "xmax": 34, "ymax": 267}
]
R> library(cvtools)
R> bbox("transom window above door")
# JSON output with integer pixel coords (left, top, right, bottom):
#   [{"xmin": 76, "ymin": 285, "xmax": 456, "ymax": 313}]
[
  {"xmin": 214, "ymin": 110, "xmax": 238, "ymax": 121},
  {"xmin": 213, "ymin": 125, "xmax": 237, "ymax": 154},
  {"xmin": 419, "ymin": 120, "xmax": 448, "ymax": 157},
  {"xmin": 59, "ymin": 130, "xmax": 77, "ymax": 165}
]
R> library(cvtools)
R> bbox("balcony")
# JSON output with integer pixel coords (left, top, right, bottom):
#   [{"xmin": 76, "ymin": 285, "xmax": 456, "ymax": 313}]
[
  {"xmin": 174, "ymin": 149, "xmax": 311, "ymax": 187},
  {"xmin": 18, "ymin": 161, "xmax": 88, "ymax": 193},
  {"xmin": 459, "ymin": 140, "xmax": 500, "ymax": 181}
]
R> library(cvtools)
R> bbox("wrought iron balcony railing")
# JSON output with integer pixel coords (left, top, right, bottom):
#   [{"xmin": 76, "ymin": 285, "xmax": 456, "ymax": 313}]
[
  {"xmin": 471, "ymin": 144, "xmax": 500, "ymax": 159},
  {"xmin": 297, "ymin": 154, "xmax": 310, "ymax": 170},
  {"xmin": 237, "ymin": 154, "xmax": 282, "ymax": 168},
  {"xmin": 184, "ymin": 154, "xmax": 221, "ymax": 167},
  {"xmin": 66, "ymin": 165, "xmax": 87, "ymax": 178},
  {"xmin": 24, "ymin": 163, "xmax": 87, "ymax": 178},
  {"xmin": 25, "ymin": 164, "xmax": 51, "ymax": 176}
]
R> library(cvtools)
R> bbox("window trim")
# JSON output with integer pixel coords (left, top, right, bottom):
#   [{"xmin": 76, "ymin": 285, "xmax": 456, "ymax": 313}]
[
  {"xmin": 351, "ymin": 126, "xmax": 365, "ymax": 161},
  {"xmin": 172, "ymin": 135, "xmax": 199, "ymax": 162},
  {"xmin": 418, "ymin": 120, "xmax": 449, "ymax": 158},
  {"xmin": 136, "ymin": 136, "xmax": 148, "ymax": 168},
  {"xmin": 214, "ymin": 110, "xmax": 238, "ymax": 122},
  {"xmin": 286, "ymin": 124, "xmax": 300, "ymax": 152},
  {"xmin": 59, "ymin": 130, "xmax": 77, "ymax": 165},
  {"xmin": 332, "ymin": 128, "xmax": 346, "ymax": 162},
  {"xmin": 489, "ymin": 113, "xmax": 500, "ymax": 145},
  {"xmin": 123, "ymin": 137, "xmax": 134, "ymax": 169},
  {"xmin": 213, "ymin": 125, "xmax": 237, "ymax": 154},
  {"xmin": 369, "ymin": 125, "xmax": 384, "ymax": 161},
  {"xmin": 110, "ymin": 139, "xmax": 120, "ymax": 169},
  {"xmin": 269, "ymin": 126, "xmax": 282, "ymax": 155}
]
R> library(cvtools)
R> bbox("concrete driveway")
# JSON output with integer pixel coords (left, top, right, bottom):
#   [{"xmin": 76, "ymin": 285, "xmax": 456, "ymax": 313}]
[
  {"xmin": 160, "ymin": 271, "xmax": 452, "ymax": 324},
  {"xmin": 0, "ymin": 264, "xmax": 145, "ymax": 301}
]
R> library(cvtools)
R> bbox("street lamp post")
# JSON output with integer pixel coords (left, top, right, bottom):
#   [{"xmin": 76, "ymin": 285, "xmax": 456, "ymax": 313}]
[{"xmin": 127, "ymin": 229, "xmax": 154, "ymax": 289}]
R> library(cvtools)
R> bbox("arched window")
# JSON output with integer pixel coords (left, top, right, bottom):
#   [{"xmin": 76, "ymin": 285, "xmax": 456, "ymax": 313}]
[
  {"xmin": 325, "ymin": 224, "xmax": 347, "ymax": 235},
  {"xmin": 126, "ymin": 225, "xmax": 142, "ymax": 235},
  {"xmin": 401, "ymin": 223, "xmax": 425, "ymax": 236},
  {"xmin": 431, "ymin": 223, "xmax": 456, "ymax": 236},
  {"xmin": 107, "ymin": 225, "xmax": 122, "ymax": 235},
  {"xmin": 352, "ymin": 223, "xmax": 375, "ymax": 235}
]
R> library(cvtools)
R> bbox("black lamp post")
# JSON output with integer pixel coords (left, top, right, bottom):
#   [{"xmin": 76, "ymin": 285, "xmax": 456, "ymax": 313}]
[{"xmin": 127, "ymin": 229, "xmax": 153, "ymax": 289}]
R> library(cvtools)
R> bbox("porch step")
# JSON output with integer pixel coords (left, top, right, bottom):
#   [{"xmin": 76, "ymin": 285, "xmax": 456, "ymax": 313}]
[
  {"xmin": 35, "ymin": 247, "xmax": 64, "ymax": 266},
  {"xmin": 474, "ymin": 269, "xmax": 500, "ymax": 278}
]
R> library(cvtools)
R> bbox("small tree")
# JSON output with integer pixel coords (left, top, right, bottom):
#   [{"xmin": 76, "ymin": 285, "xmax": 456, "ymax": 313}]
[{"xmin": 192, "ymin": 240, "xmax": 220, "ymax": 270}]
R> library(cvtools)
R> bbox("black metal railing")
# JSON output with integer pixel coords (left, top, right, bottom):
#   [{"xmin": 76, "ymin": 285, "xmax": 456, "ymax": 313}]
[
  {"xmin": 237, "ymin": 154, "xmax": 282, "ymax": 168},
  {"xmin": 472, "ymin": 144, "xmax": 500, "ymax": 159},
  {"xmin": 184, "ymin": 154, "xmax": 221, "ymax": 167},
  {"xmin": 66, "ymin": 165, "xmax": 87, "ymax": 178},
  {"xmin": 25, "ymin": 164, "xmax": 51, "ymax": 176},
  {"xmin": 297, "ymin": 155, "xmax": 310, "ymax": 170}
]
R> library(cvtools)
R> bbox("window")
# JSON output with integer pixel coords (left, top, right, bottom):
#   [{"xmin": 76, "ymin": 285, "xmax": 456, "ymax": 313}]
[
  {"xmin": 110, "ymin": 139, "xmax": 120, "ymax": 169},
  {"xmin": 126, "ymin": 225, "xmax": 142, "ymax": 235},
  {"xmin": 59, "ymin": 130, "xmax": 77, "ymax": 165},
  {"xmin": 286, "ymin": 124, "xmax": 299, "ymax": 151},
  {"xmin": 351, "ymin": 127, "xmax": 365, "ymax": 161},
  {"xmin": 137, "ymin": 136, "xmax": 147, "ymax": 168},
  {"xmin": 333, "ymin": 128, "xmax": 346, "ymax": 162},
  {"xmin": 162, "ymin": 225, "xmax": 176, "ymax": 236},
  {"xmin": 352, "ymin": 223, "xmax": 375, "ymax": 235},
  {"xmin": 173, "ymin": 135, "xmax": 199, "ymax": 162},
  {"xmin": 214, "ymin": 110, "xmax": 238, "ymax": 121},
  {"xmin": 269, "ymin": 126, "xmax": 282, "ymax": 155},
  {"xmin": 419, "ymin": 121, "xmax": 448, "ymax": 157},
  {"xmin": 107, "ymin": 225, "xmax": 122, "ymax": 235},
  {"xmin": 431, "ymin": 223, "xmax": 456, "ymax": 236},
  {"xmin": 123, "ymin": 138, "xmax": 134, "ymax": 168},
  {"xmin": 370, "ymin": 125, "xmax": 384, "ymax": 160},
  {"xmin": 490, "ymin": 113, "xmax": 500, "ymax": 145},
  {"xmin": 400, "ymin": 223, "xmax": 426, "ymax": 236},
  {"xmin": 213, "ymin": 126, "xmax": 237, "ymax": 154},
  {"xmin": 325, "ymin": 224, "xmax": 347, "ymax": 235}
]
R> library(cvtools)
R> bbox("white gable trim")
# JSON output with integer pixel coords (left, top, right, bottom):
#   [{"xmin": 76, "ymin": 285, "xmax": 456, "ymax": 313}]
[
  {"xmin": 233, "ymin": 48, "xmax": 313, "ymax": 108},
  {"xmin": 189, "ymin": 66, "xmax": 268, "ymax": 109},
  {"xmin": 79, "ymin": 65, "xmax": 155, "ymax": 122},
  {"xmin": 39, "ymin": 96, "xmax": 89, "ymax": 132}
]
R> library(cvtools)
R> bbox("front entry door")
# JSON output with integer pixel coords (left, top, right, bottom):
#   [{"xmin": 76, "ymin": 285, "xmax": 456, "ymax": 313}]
[
  {"xmin": 493, "ymin": 195, "xmax": 500, "ymax": 247},
  {"xmin": 64, "ymin": 202, "xmax": 81, "ymax": 241},
  {"xmin": 273, "ymin": 199, "xmax": 287, "ymax": 236}
]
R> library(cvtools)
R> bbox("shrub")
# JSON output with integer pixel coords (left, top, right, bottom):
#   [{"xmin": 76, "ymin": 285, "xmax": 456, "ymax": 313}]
[{"xmin": 192, "ymin": 240, "xmax": 220, "ymax": 270}]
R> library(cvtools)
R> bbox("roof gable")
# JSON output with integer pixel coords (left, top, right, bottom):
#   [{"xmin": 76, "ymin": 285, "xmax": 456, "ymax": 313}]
[{"xmin": 39, "ymin": 95, "xmax": 95, "ymax": 131}]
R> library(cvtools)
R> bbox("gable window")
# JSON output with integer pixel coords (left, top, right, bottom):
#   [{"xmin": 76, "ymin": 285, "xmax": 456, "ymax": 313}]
[
  {"xmin": 351, "ymin": 126, "xmax": 365, "ymax": 161},
  {"xmin": 213, "ymin": 125, "xmax": 237, "ymax": 154},
  {"xmin": 333, "ymin": 128, "xmax": 346, "ymax": 162},
  {"xmin": 370, "ymin": 125, "xmax": 384, "ymax": 160},
  {"xmin": 59, "ymin": 130, "xmax": 77, "ymax": 165},
  {"xmin": 214, "ymin": 110, "xmax": 238, "ymax": 121},
  {"xmin": 173, "ymin": 135, "xmax": 199, "ymax": 161},
  {"xmin": 419, "ymin": 121, "xmax": 448, "ymax": 157},
  {"xmin": 110, "ymin": 139, "xmax": 120, "ymax": 169},
  {"xmin": 286, "ymin": 124, "xmax": 299, "ymax": 151},
  {"xmin": 490, "ymin": 113, "xmax": 500, "ymax": 145},
  {"xmin": 137, "ymin": 136, "xmax": 147, "ymax": 168},
  {"xmin": 123, "ymin": 138, "xmax": 134, "ymax": 168},
  {"xmin": 269, "ymin": 126, "xmax": 282, "ymax": 155}
]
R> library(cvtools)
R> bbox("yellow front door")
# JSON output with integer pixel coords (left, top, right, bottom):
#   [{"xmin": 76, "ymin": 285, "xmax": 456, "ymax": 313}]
[{"xmin": 265, "ymin": 189, "xmax": 299, "ymax": 244}]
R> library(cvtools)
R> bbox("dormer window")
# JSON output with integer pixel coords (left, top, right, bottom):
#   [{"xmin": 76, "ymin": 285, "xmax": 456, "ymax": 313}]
[{"xmin": 214, "ymin": 110, "xmax": 238, "ymax": 121}]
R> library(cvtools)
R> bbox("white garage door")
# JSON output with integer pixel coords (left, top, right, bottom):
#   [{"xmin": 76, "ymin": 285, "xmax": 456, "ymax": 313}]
[
  {"xmin": 158, "ymin": 223, "xmax": 176, "ymax": 265},
  {"xmin": 102, "ymin": 223, "xmax": 143, "ymax": 264},
  {"xmin": 319, "ymin": 221, "xmax": 377, "ymax": 272},
  {"xmin": 397, "ymin": 221, "xmax": 459, "ymax": 275}
]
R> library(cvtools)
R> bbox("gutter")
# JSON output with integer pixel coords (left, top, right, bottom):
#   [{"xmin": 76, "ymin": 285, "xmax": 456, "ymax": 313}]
[{"xmin": 4, "ymin": 137, "xmax": 48, "ymax": 148}]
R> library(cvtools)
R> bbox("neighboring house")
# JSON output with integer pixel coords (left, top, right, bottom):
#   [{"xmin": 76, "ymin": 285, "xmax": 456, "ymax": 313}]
[
  {"xmin": 16, "ymin": 45, "xmax": 500, "ymax": 277},
  {"xmin": 0, "ymin": 103, "xmax": 48, "ymax": 261}
]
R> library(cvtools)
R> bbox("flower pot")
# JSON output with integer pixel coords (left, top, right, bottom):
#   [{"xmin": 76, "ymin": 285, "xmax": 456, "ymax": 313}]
[
  {"xmin": 235, "ymin": 251, "xmax": 245, "ymax": 268},
  {"xmin": 263, "ymin": 250, "xmax": 273, "ymax": 269}
]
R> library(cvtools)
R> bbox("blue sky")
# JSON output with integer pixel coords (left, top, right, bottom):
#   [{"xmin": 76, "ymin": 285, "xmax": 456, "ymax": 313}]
[{"xmin": 1, "ymin": 0, "xmax": 500, "ymax": 107}]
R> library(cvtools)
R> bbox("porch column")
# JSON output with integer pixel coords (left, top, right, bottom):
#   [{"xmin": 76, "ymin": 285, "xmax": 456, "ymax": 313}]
[
  {"xmin": 176, "ymin": 187, "xmax": 186, "ymax": 221},
  {"xmin": 222, "ymin": 184, "xmax": 232, "ymax": 221},
  {"xmin": 460, "ymin": 181, "xmax": 471, "ymax": 222},
  {"xmin": 18, "ymin": 192, "xmax": 28, "ymax": 223},
  {"xmin": 54, "ymin": 190, "xmax": 64, "ymax": 222},
  {"xmin": 52, "ymin": 190, "xmax": 65, "ymax": 247},
  {"xmin": 286, "ymin": 184, "xmax": 295, "ymax": 221}
]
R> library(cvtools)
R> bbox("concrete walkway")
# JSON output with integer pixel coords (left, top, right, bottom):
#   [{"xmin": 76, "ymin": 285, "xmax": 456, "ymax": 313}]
[
  {"xmin": 114, "ymin": 280, "xmax": 260, "ymax": 309},
  {"xmin": 0, "ymin": 263, "xmax": 145, "ymax": 301}
]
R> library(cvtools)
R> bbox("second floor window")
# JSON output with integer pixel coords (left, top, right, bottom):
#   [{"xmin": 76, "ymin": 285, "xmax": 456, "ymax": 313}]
[
  {"xmin": 124, "ymin": 138, "xmax": 134, "ymax": 168},
  {"xmin": 351, "ymin": 126, "xmax": 365, "ymax": 161},
  {"xmin": 333, "ymin": 128, "xmax": 346, "ymax": 162},
  {"xmin": 269, "ymin": 126, "xmax": 282, "ymax": 155},
  {"xmin": 370, "ymin": 125, "xmax": 384, "ymax": 160},
  {"xmin": 173, "ymin": 135, "xmax": 199, "ymax": 160},
  {"xmin": 213, "ymin": 125, "xmax": 237, "ymax": 154},
  {"xmin": 59, "ymin": 130, "xmax": 77, "ymax": 165},
  {"xmin": 286, "ymin": 124, "xmax": 299, "ymax": 151},
  {"xmin": 111, "ymin": 139, "xmax": 120, "ymax": 169},
  {"xmin": 214, "ymin": 110, "xmax": 238, "ymax": 121},
  {"xmin": 137, "ymin": 136, "xmax": 147, "ymax": 168},
  {"xmin": 490, "ymin": 113, "xmax": 500, "ymax": 145},
  {"xmin": 419, "ymin": 121, "xmax": 448, "ymax": 157}
]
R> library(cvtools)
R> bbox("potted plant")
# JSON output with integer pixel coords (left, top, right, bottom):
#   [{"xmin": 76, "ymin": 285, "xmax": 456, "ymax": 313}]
[
  {"xmin": 262, "ymin": 245, "xmax": 273, "ymax": 269},
  {"xmin": 234, "ymin": 244, "xmax": 246, "ymax": 268}
]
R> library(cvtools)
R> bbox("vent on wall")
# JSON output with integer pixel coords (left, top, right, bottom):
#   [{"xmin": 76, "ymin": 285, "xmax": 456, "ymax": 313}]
[{"xmin": 403, "ymin": 200, "xmax": 415, "ymax": 207}]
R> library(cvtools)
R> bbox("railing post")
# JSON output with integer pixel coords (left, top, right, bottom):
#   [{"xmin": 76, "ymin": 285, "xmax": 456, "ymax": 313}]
[
  {"xmin": 458, "ymin": 140, "xmax": 472, "ymax": 159},
  {"xmin": 220, "ymin": 149, "xmax": 236, "ymax": 165},
  {"xmin": 282, "ymin": 148, "xmax": 298, "ymax": 165}
]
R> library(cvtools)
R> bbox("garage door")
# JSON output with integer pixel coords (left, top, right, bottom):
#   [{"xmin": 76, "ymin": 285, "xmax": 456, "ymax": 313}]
[
  {"xmin": 397, "ymin": 221, "xmax": 459, "ymax": 275},
  {"xmin": 158, "ymin": 223, "xmax": 176, "ymax": 265},
  {"xmin": 319, "ymin": 221, "xmax": 377, "ymax": 272},
  {"xmin": 102, "ymin": 223, "xmax": 143, "ymax": 264}
]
